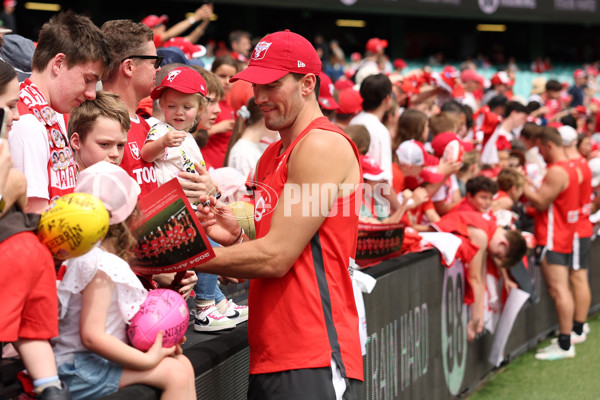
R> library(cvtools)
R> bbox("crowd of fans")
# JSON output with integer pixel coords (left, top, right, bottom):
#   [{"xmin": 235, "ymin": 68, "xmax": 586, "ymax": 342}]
[{"xmin": 1, "ymin": 2, "xmax": 599, "ymax": 399}]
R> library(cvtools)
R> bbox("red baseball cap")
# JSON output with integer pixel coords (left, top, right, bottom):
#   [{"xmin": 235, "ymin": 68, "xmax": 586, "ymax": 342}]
[
  {"xmin": 337, "ymin": 88, "xmax": 362, "ymax": 115},
  {"xmin": 360, "ymin": 155, "xmax": 386, "ymax": 181},
  {"xmin": 318, "ymin": 72, "xmax": 339, "ymax": 110},
  {"xmin": 163, "ymin": 37, "xmax": 206, "ymax": 59},
  {"xmin": 490, "ymin": 71, "xmax": 512, "ymax": 86},
  {"xmin": 142, "ymin": 14, "xmax": 168, "ymax": 28},
  {"xmin": 431, "ymin": 131, "xmax": 473, "ymax": 158},
  {"xmin": 334, "ymin": 78, "xmax": 354, "ymax": 92},
  {"xmin": 393, "ymin": 58, "xmax": 407, "ymax": 70},
  {"xmin": 151, "ymin": 67, "xmax": 207, "ymax": 99},
  {"xmin": 573, "ymin": 69, "xmax": 587, "ymax": 79},
  {"xmin": 230, "ymin": 30, "xmax": 321, "ymax": 85},
  {"xmin": 366, "ymin": 38, "xmax": 388, "ymax": 54},
  {"xmin": 3, "ymin": 0, "xmax": 16, "ymax": 7}
]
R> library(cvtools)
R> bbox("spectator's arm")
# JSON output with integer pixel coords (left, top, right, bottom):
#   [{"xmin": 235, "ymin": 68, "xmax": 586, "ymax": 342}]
[{"xmin": 162, "ymin": 5, "xmax": 213, "ymax": 43}]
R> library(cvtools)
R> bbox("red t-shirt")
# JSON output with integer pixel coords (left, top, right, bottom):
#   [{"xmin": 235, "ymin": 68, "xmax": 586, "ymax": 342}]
[
  {"xmin": 119, "ymin": 116, "xmax": 158, "ymax": 199},
  {"xmin": 575, "ymin": 157, "xmax": 593, "ymax": 238},
  {"xmin": 251, "ymin": 117, "xmax": 363, "ymax": 381},
  {"xmin": 202, "ymin": 100, "xmax": 234, "ymax": 168}
]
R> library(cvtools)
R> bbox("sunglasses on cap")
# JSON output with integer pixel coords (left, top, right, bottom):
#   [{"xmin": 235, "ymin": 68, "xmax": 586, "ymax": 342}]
[{"xmin": 121, "ymin": 55, "xmax": 164, "ymax": 69}]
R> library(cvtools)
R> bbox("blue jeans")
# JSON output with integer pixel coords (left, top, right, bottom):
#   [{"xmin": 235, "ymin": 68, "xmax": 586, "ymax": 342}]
[{"xmin": 195, "ymin": 238, "xmax": 225, "ymax": 303}]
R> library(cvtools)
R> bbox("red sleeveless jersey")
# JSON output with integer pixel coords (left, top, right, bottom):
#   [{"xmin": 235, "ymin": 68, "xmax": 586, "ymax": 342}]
[
  {"xmin": 574, "ymin": 157, "xmax": 593, "ymax": 238},
  {"xmin": 534, "ymin": 161, "xmax": 579, "ymax": 252},
  {"xmin": 250, "ymin": 117, "xmax": 363, "ymax": 381}
]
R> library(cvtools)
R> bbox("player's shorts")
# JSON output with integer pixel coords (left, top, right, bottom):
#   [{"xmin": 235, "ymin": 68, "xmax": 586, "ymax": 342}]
[
  {"xmin": 0, "ymin": 231, "xmax": 58, "ymax": 342},
  {"xmin": 248, "ymin": 358, "xmax": 362, "ymax": 400},
  {"xmin": 58, "ymin": 352, "xmax": 122, "ymax": 399},
  {"xmin": 572, "ymin": 235, "xmax": 591, "ymax": 271},
  {"xmin": 537, "ymin": 245, "xmax": 573, "ymax": 268}
]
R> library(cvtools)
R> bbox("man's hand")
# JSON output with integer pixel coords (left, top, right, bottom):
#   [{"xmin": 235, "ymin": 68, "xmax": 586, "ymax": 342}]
[
  {"xmin": 178, "ymin": 163, "xmax": 216, "ymax": 202},
  {"xmin": 195, "ymin": 194, "xmax": 241, "ymax": 246}
]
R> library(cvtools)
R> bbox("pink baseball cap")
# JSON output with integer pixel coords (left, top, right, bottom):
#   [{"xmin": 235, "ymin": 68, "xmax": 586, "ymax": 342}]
[
  {"xmin": 163, "ymin": 37, "xmax": 207, "ymax": 59},
  {"xmin": 337, "ymin": 88, "xmax": 362, "ymax": 115},
  {"xmin": 74, "ymin": 161, "xmax": 140, "ymax": 225},
  {"xmin": 318, "ymin": 72, "xmax": 339, "ymax": 110},
  {"xmin": 151, "ymin": 67, "xmax": 207, "ymax": 99},
  {"xmin": 230, "ymin": 30, "xmax": 321, "ymax": 85},
  {"xmin": 460, "ymin": 69, "xmax": 484, "ymax": 85},
  {"xmin": 142, "ymin": 14, "xmax": 168, "ymax": 28},
  {"xmin": 573, "ymin": 69, "xmax": 587, "ymax": 79}
]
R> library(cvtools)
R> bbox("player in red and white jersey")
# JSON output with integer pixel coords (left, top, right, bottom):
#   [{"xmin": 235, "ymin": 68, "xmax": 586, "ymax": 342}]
[
  {"xmin": 194, "ymin": 30, "xmax": 364, "ymax": 399},
  {"xmin": 559, "ymin": 125, "xmax": 593, "ymax": 343},
  {"xmin": 524, "ymin": 126, "xmax": 580, "ymax": 360}
]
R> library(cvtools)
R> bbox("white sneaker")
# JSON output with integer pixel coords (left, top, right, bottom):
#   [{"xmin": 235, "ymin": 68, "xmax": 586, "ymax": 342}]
[
  {"xmin": 193, "ymin": 305, "xmax": 236, "ymax": 332},
  {"xmin": 571, "ymin": 330, "xmax": 587, "ymax": 344},
  {"xmin": 583, "ymin": 322, "xmax": 590, "ymax": 335},
  {"xmin": 222, "ymin": 300, "xmax": 248, "ymax": 325},
  {"xmin": 535, "ymin": 341, "xmax": 575, "ymax": 360}
]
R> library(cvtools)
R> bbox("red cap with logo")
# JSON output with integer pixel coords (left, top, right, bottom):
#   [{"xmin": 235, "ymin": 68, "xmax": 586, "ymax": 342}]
[
  {"xmin": 142, "ymin": 14, "xmax": 168, "ymax": 28},
  {"xmin": 318, "ymin": 72, "xmax": 339, "ymax": 110},
  {"xmin": 573, "ymin": 69, "xmax": 587, "ymax": 79},
  {"xmin": 230, "ymin": 30, "xmax": 321, "ymax": 85},
  {"xmin": 151, "ymin": 67, "xmax": 207, "ymax": 99}
]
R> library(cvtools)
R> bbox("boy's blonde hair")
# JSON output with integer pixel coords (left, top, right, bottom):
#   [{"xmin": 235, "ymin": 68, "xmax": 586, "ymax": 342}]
[
  {"xmin": 191, "ymin": 66, "xmax": 225, "ymax": 100},
  {"xmin": 68, "ymin": 91, "xmax": 130, "ymax": 142}
]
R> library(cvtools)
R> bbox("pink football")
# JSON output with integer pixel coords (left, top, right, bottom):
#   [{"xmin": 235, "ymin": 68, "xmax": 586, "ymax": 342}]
[
  {"xmin": 128, "ymin": 289, "xmax": 189, "ymax": 351},
  {"xmin": 443, "ymin": 139, "xmax": 464, "ymax": 163}
]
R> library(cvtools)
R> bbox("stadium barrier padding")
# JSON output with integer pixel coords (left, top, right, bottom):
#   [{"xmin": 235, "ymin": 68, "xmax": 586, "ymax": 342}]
[{"xmin": 2, "ymin": 239, "xmax": 599, "ymax": 400}]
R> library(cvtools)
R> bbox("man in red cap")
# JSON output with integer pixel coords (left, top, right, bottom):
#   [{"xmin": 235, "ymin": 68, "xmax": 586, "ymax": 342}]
[
  {"xmin": 0, "ymin": 0, "xmax": 16, "ymax": 31},
  {"xmin": 568, "ymin": 68, "xmax": 588, "ymax": 108},
  {"xmin": 194, "ymin": 30, "xmax": 364, "ymax": 399}
]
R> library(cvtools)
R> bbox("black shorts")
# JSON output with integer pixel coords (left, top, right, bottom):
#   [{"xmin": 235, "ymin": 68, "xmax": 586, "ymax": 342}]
[
  {"xmin": 572, "ymin": 236, "xmax": 591, "ymax": 271},
  {"xmin": 537, "ymin": 246, "xmax": 573, "ymax": 268},
  {"xmin": 248, "ymin": 366, "xmax": 362, "ymax": 400}
]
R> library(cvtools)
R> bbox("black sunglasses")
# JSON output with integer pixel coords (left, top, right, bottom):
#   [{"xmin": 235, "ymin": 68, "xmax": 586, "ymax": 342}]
[{"xmin": 121, "ymin": 55, "xmax": 163, "ymax": 69}]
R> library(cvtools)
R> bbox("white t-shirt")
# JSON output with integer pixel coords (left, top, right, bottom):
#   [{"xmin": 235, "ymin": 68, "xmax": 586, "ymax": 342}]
[
  {"xmin": 146, "ymin": 121, "xmax": 205, "ymax": 185},
  {"xmin": 9, "ymin": 113, "xmax": 67, "ymax": 199},
  {"xmin": 227, "ymin": 138, "xmax": 262, "ymax": 178},
  {"xmin": 52, "ymin": 246, "xmax": 147, "ymax": 366},
  {"xmin": 350, "ymin": 111, "xmax": 393, "ymax": 183}
]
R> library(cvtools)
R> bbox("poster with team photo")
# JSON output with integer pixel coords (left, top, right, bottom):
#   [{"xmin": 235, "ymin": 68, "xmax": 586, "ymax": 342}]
[
  {"xmin": 129, "ymin": 178, "xmax": 215, "ymax": 275},
  {"xmin": 355, "ymin": 222, "xmax": 405, "ymax": 268}
]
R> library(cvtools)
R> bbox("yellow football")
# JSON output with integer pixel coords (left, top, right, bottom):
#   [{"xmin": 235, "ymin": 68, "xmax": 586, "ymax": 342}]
[
  {"xmin": 229, "ymin": 201, "xmax": 256, "ymax": 240},
  {"xmin": 37, "ymin": 192, "xmax": 110, "ymax": 260}
]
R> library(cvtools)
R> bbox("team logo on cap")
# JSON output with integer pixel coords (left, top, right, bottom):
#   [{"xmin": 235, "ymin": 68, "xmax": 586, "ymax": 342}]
[
  {"xmin": 252, "ymin": 41, "xmax": 272, "ymax": 60},
  {"xmin": 167, "ymin": 70, "xmax": 182, "ymax": 82}
]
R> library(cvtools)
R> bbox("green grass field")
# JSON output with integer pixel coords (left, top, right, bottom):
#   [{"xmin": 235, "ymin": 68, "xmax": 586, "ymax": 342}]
[{"xmin": 469, "ymin": 312, "xmax": 600, "ymax": 400}]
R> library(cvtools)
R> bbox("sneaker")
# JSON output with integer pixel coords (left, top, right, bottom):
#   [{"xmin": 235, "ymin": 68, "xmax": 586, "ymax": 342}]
[
  {"xmin": 193, "ymin": 305, "xmax": 236, "ymax": 332},
  {"xmin": 535, "ymin": 341, "xmax": 575, "ymax": 360},
  {"xmin": 37, "ymin": 382, "xmax": 70, "ymax": 400},
  {"xmin": 223, "ymin": 300, "xmax": 248, "ymax": 325},
  {"xmin": 571, "ymin": 330, "xmax": 587, "ymax": 344},
  {"xmin": 583, "ymin": 322, "xmax": 590, "ymax": 335},
  {"xmin": 549, "ymin": 330, "xmax": 588, "ymax": 345}
]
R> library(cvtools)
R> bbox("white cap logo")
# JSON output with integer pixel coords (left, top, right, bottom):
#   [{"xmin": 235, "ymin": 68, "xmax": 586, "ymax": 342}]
[
  {"xmin": 167, "ymin": 70, "xmax": 182, "ymax": 82},
  {"xmin": 252, "ymin": 41, "xmax": 272, "ymax": 60},
  {"xmin": 298, "ymin": 60, "xmax": 306, "ymax": 68}
]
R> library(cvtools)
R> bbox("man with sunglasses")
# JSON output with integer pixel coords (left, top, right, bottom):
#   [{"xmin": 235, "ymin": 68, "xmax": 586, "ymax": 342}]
[
  {"xmin": 9, "ymin": 11, "xmax": 110, "ymax": 213},
  {"xmin": 101, "ymin": 19, "xmax": 162, "ymax": 198}
]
